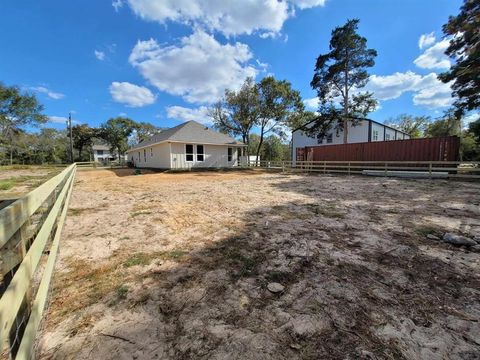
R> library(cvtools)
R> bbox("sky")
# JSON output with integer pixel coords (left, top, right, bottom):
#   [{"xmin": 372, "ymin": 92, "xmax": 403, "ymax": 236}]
[{"xmin": 0, "ymin": 0, "xmax": 472, "ymax": 134}]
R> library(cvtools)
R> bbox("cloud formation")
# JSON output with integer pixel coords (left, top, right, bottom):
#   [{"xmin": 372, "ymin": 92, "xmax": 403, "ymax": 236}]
[
  {"xmin": 418, "ymin": 32, "xmax": 436, "ymax": 49},
  {"xmin": 125, "ymin": 0, "xmax": 326, "ymax": 36},
  {"xmin": 30, "ymin": 86, "xmax": 65, "ymax": 100},
  {"xmin": 94, "ymin": 50, "xmax": 106, "ymax": 61},
  {"xmin": 129, "ymin": 30, "xmax": 258, "ymax": 104},
  {"xmin": 109, "ymin": 81, "xmax": 156, "ymax": 107},
  {"xmin": 166, "ymin": 105, "xmax": 211, "ymax": 124},
  {"xmin": 414, "ymin": 39, "xmax": 450, "ymax": 69}
]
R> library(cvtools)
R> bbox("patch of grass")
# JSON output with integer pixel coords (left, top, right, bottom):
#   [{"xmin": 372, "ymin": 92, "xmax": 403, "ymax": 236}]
[
  {"xmin": 166, "ymin": 250, "xmax": 187, "ymax": 260},
  {"xmin": 68, "ymin": 207, "xmax": 97, "ymax": 216},
  {"xmin": 0, "ymin": 181, "xmax": 13, "ymax": 191},
  {"xmin": 124, "ymin": 252, "xmax": 151, "ymax": 267},
  {"xmin": 116, "ymin": 285, "xmax": 129, "ymax": 300},
  {"xmin": 226, "ymin": 248, "xmax": 259, "ymax": 277},
  {"xmin": 415, "ymin": 225, "xmax": 444, "ymax": 237},
  {"xmin": 130, "ymin": 210, "xmax": 153, "ymax": 217},
  {"xmin": 306, "ymin": 203, "xmax": 345, "ymax": 219}
]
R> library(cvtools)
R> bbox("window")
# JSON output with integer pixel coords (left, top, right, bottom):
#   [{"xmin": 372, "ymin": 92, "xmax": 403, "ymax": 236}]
[
  {"xmin": 97, "ymin": 150, "xmax": 104, "ymax": 155},
  {"xmin": 316, "ymin": 133, "xmax": 324, "ymax": 144},
  {"xmin": 326, "ymin": 133, "xmax": 333, "ymax": 143},
  {"xmin": 150, "ymin": 148, "xmax": 153, "ymax": 157},
  {"xmin": 144, "ymin": 149, "xmax": 146, "ymax": 162},
  {"xmin": 227, "ymin": 147, "xmax": 233, "ymax": 162},
  {"xmin": 196, "ymin": 145, "xmax": 204, "ymax": 161},
  {"xmin": 186, "ymin": 144, "xmax": 194, "ymax": 162},
  {"xmin": 373, "ymin": 130, "xmax": 379, "ymax": 141},
  {"xmin": 385, "ymin": 133, "xmax": 391, "ymax": 141}
]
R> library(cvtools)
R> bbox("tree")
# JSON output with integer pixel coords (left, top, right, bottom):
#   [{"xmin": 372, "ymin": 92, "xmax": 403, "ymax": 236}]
[
  {"xmin": 254, "ymin": 76, "xmax": 304, "ymax": 163},
  {"xmin": 72, "ymin": 124, "xmax": 96, "ymax": 161},
  {"xmin": 130, "ymin": 122, "xmax": 163, "ymax": 145},
  {"xmin": 99, "ymin": 117, "xmax": 136, "ymax": 162},
  {"xmin": 468, "ymin": 117, "xmax": 480, "ymax": 141},
  {"xmin": 385, "ymin": 114, "xmax": 429, "ymax": 138},
  {"xmin": 210, "ymin": 78, "xmax": 259, "ymax": 149},
  {"xmin": 439, "ymin": 0, "xmax": 480, "ymax": 114},
  {"xmin": 0, "ymin": 83, "xmax": 47, "ymax": 164},
  {"xmin": 311, "ymin": 19, "xmax": 377, "ymax": 143},
  {"xmin": 424, "ymin": 108, "xmax": 462, "ymax": 137}
]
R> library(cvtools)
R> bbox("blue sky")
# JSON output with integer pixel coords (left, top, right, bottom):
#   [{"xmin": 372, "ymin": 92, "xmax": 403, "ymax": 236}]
[{"xmin": 0, "ymin": 0, "xmax": 467, "ymax": 133}]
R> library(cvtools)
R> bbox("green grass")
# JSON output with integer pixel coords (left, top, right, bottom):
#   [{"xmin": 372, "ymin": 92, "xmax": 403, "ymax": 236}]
[
  {"xmin": 0, "ymin": 181, "xmax": 13, "ymax": 191},
  {"xmin": 124, "ymin": 253, "xmax": 151, "ymax": 267},
  {"xmin": 116, "ymin": 285, "xmax": 129, "ymax": 300}
]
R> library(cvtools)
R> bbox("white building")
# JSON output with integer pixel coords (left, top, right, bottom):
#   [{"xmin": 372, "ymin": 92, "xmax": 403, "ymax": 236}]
[
  {"xmin": 292, "ymin": 118, "xmax": 410, "ymax": 162},
  {"xmin": 126, "ymin": 120, "xmax": 245, "ymax": 169},
  {"xmin": 92, "ymin": 144, "xmax": 113, "ymax": 163}
]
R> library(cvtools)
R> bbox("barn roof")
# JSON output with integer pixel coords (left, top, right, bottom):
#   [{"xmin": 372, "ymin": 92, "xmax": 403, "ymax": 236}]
[{"xmin": 127, "ymin": 120, "xmax": 244, "ymax": 151}]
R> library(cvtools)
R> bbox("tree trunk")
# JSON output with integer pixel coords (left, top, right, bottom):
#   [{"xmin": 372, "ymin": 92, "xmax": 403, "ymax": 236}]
[
  {"xmin": 343, "ymin": 49, "xmax": 349, "ymax": 144},
  {"xmin": 255, "ymin": 125, "xmax": 265, "ymax": 166},
  {"xmin": 9, "ymin": 143, "xmax": 13, "ymax": 165}
]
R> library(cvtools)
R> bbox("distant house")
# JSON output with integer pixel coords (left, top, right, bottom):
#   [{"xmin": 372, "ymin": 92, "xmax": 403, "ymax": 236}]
[
  {"xmin": 292, "ymin": 118, "xmax": 411, "ymax": 162},
  {"xmin": 92, "ymin": 143, "xmax": 126, "ymax": 164},
  {"xmin": 92, "ymin": 144, "xmax": 112, "ymax": 163},
  {"xmin": 126, "ymin": 120, "xmax": 245, "ymax": 169}
]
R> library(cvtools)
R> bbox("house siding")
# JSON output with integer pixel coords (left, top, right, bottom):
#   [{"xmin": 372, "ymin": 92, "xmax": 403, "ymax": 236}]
[
  {"xmin": 130, "ymin": 142, "xmax": 171, "ymax": 168},
  {"xmin": 170, "ymin": 143, "xmax": 238, "ymax": 169}
]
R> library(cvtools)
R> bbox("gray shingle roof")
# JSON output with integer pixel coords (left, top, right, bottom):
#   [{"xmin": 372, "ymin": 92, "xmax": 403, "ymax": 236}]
[{"xmin": 127, "ymin": 121, "xmax": 245, "ymax": 151}]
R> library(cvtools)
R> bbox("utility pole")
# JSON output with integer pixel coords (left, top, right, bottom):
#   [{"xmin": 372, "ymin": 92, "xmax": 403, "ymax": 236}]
[{"xmin": 67, "ymin": 113, "xmax": 74, "ymax": 163}]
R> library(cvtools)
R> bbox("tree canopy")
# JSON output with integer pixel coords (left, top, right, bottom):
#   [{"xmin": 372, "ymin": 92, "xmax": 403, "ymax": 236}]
[
  {"xmin": 385, "ymin": 114, "xmax": 429, "ymax": 139},
  {"xmin": 439, "ymin": 0, "xmax": 480, "ymax": 114},
  {"xmin": 310, "ymin": 19, "xmax": 377, "ymax": 143},
  {"xmin": 0, "ymin": 83, "xmax": 47, "ymax": 164}
]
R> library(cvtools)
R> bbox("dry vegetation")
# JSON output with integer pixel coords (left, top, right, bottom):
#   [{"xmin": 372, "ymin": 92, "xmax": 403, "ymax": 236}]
[
  {"xmin": 37, "ymin": 169, "xmax": 480, "ymax": 359},
  {"xmin": 0, "ymin": 165, "xmax": 63, "ymax": 198}
]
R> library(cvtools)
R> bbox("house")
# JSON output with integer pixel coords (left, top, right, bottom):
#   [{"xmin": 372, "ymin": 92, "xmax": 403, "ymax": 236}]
[
  {"xmin": 92, "ymin": 143, "xmax": 127, "ymax": 164},
  {"xmin": 126, "ymin": 120, "xmax": 245, "ymax": 169},
  {"xmin": 92, "ymin": 144, "xmax": 112, "ymax": 163},
  {"xmin": 292, "ymin": 118, "xmax": 411, "ymax": 162}
]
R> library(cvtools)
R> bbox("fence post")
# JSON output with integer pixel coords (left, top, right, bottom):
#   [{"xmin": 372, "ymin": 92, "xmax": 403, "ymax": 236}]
[
  {"xmin": 348, "ymin": 162, "xmax": 351, "ymax": 176},
  {"xmin": 429, "ymin": 162, "xmax": 432, "ymax": 179},
  {"xmin": 323, "ymin": 161, "xmax": 326, "ymax": 174},
  {"xmin": 384, "ymin": 162, "xmax": 388, "ymax": 177},
  {"xmin": 282, "ymin": 161, "xmax": 285, "ymax": 173}
]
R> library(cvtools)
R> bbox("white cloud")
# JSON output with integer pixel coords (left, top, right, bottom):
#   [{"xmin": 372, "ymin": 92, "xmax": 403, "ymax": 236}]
[
  {"xmin": 112, "ymin": 0, "xmax": 123, "ymax": 12},
  {"xmin": 303, "ymin": 97, "xmax": 319, "ymax": 109},
  {"xmin": 48, "ymin": 116, "xmax": 68, "ymax": 124},
  {"xmin": 166, "ymin": 105, "xmax": 212, "ymax": 124},
  {"xmin": 94, "ymin": 50, "xmax": 106, "ymax": 61},
  {"xmin": 418, "ymin": 32, "xmax": 436, "ymax": 49},
  {"xmin": 30, "ymin": 86, "xmax": 65, "ymax": 100},
  {"xmin": 129, "ymin": 30, "xmax": 259, "ymax": 103},
  {"xmin": 414, "ymin": 39, "xmax": 450, "ymax": 69},
  {"xmin": 463, "ymin": 112, "xmax": 479, "ymax": 128},
  {"xmin": 365, "ymin": 71, "xmax": 453, "ymax": 108},
  {"xmin": 125, "ymin": 0, "xmax": 325, "ymax": 37},
  {"xmin": 109, "ymin": 81, "xmax": 156, "ymax": 107}
]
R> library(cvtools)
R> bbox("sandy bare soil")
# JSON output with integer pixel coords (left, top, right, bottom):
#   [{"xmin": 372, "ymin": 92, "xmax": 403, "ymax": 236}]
[
  {"xmin": 37, "ymin": 169, "xmax": 480, "ymax": 359},
  {"xmin": 0, "ymin": 166, "xmax": 62, "ymax": 199}
]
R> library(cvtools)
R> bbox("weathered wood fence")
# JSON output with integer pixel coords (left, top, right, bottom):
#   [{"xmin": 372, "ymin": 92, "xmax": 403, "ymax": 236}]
[
  {"xmin": 243, "ymin": 160, "xmax": 480, "ymax": 179},
  {"xmin": 0, "ymin": 164, "xmax": 76, "ymax": 359}
]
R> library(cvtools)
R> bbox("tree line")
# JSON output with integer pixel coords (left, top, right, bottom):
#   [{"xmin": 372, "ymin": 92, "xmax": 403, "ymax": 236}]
[{"xmin": 1, "ymin": 0, "xmax": 478, "ymax": 164}]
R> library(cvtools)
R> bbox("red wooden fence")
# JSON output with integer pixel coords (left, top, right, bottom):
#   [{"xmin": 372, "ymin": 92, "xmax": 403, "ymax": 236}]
[{"xmin": 298, "ymin": 136, "xmax": 460, "ymax": 162}]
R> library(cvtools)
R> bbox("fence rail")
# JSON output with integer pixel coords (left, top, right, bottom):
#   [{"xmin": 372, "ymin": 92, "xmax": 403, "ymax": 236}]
[
  {"xmin": 242, "ymin": 160, "xmax": 480, "ymax": 179},
  {"xmin": 0, "ymin": 163, "xmax": 76, "ymax": 359}
]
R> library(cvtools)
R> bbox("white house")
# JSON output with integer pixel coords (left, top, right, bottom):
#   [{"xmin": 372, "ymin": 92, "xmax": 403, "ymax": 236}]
[
  {"xmin": 126, "ymin": 120, "xmax": 246, "ymax": 169},
  {"xmin": 292, "ymin": 118, "xmax": 411, "ymax": 162},
  {"xmin": 92, "ymin": 144, "xmax": 112, "ymax": 163}
]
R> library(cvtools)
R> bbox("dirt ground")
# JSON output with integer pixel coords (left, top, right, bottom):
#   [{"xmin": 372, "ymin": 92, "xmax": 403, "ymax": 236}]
[
  {"xmin": 37, "ymin": 168, "xmax": 480, "ymax": 359},
  {"xmin": 0, "ymin": 166, "xmax": 62, "ymax": 199}
]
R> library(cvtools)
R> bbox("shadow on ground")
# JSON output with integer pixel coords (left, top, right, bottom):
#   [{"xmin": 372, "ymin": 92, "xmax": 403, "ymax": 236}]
[{"xmin": 40, "ymin": 173, "xmax": 480, "ymax": 359}]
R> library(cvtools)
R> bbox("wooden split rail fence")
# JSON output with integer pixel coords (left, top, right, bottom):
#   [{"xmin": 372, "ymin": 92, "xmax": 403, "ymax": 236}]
[
  {"xmin": 0, "ymin": 164, "xmax": 76, "ymax": 359},
  {"xmin": 243, "ymin": 160, "xmax": 480, "ymax": 179}
]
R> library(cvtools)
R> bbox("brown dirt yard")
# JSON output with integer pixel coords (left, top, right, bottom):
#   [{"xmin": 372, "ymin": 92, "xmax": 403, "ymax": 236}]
[{"xmin": 37, "ymin": 168, "xmax": 480, "ymax": 359}]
